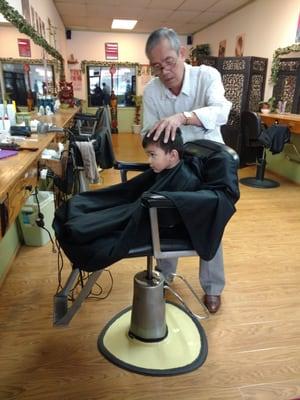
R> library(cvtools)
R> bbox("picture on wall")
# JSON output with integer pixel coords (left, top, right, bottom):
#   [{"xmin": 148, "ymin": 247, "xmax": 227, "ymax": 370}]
[
  {"xmin": 105, "ymin": 43, "xmax": 118, "ymax": 60},
  {"xmin": 70, "ymin": 69, "xmax": 82, "ymax": 91},
  {"xmin": 21, "ymin": 0, "xmax": 30, "ymax": 23},
  {"xmin": 35, "ymin": 11, "xmax": 40, "ymax": 33},
  {"xmin": 41, "ymin": 21, "xmax": 46, "ymax": 38},
  {"xmin": 218, "ymin": 40, "xmax": 226, "ymax": 57},
  {"xmin": 235, "ymin": 33, "xmax": 245, "ymax": 57},
  {"xmin": 30, "ymin": 6, "xmax": 35, "ymax": 29},
  {"xmin": 18, "ymin": 38, "xmax": 31, "ymax": 57},
  {"xmin": 296, "ymin": 12, "xmax": 300, "ymax": 42},
  {"xmin": 139, "ymin": 65, "xmax": 152, "ymax": 92}
]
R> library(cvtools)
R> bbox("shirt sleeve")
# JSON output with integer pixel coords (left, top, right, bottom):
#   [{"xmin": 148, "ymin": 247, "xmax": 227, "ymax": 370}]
[{"xmin": 192, "ymin": 67, "xmax": 232, "ymax": 130}]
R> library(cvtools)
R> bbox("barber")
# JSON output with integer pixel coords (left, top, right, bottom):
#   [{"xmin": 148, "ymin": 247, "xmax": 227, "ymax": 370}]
[{"xmin": 142, "ymin": 27, "xmax": 232, "ymax": 313}]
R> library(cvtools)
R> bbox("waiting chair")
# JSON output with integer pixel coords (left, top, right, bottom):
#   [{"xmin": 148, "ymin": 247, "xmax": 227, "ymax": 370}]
[
  {"xmin": 239, "ymin": 111, "xmax": 290, "ymax": 188},
  {"xmin": 52, "ymin": 139, "xmax": 239, "ymax": 376}
]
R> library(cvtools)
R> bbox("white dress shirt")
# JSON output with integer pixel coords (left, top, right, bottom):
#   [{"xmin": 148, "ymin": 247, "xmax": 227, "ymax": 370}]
[{"xmin": 142, "ymin": 63, "xmax": 232, "ymax": 144}]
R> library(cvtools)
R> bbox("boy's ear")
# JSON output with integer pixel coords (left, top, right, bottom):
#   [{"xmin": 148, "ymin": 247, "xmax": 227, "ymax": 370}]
[{"xmin": 170, "ymin": 149, "xmax": 179, "ymax": 160}]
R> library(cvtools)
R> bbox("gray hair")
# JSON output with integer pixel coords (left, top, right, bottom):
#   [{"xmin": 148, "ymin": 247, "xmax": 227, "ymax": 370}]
[{"xmin": 145, "ymin": 27, "xmax": 181, "ymax": 58}]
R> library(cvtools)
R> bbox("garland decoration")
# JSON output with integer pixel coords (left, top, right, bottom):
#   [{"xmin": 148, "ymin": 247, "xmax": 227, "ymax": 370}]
[
  {"xmin": 81, "ymin": 60, "xmax": 139, "ymax": 73},
  {"xmin": 271, "ymin": 43, "xmax": 300, "ymax": 84},
  {"xmin": 0, "ymin": 0, "xmax": 64, "ymax": 71}
]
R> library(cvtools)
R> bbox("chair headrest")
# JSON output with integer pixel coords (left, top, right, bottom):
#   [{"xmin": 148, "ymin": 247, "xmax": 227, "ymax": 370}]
[
  {"xmin": 184, "ymin": 139, "xmax": 239, "ymax": 166},
  {"xmin": 184, "ymin": 139, "xmax": 240, "ymax": 204}
]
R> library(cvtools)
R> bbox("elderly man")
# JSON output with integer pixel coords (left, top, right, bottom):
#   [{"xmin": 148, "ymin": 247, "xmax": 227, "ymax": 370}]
[{"xmin": 142, "ymin": 27, "xmax": 232, "ymax": 313}]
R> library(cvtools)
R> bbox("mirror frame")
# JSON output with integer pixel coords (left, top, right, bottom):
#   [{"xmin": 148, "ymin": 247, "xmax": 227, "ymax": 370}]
[{"xmin": 271, "ymin": 43, "xmax": 300, "ymax": 84}]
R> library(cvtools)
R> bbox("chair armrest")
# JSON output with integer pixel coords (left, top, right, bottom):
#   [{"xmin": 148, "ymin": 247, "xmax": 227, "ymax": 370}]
[
  {"xmin": 74, "ymin": 114, "xmax": 98, "ymax": 122},
  {"xmin": 113, "ymin": 161, "xmax": 149, "ymax": 172},
  {"xmin": 113, "ymin": 161, "xmax": 150, "ymax": 182},
  {"xmin": 141, "ymin": 193, "xmax": 176, "ymax": 209}
]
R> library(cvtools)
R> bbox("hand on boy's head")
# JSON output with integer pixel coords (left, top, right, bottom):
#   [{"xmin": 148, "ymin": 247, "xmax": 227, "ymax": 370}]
[{"xmin": 147, "ymin": 113, "xmax": 184, "ymax": 142}]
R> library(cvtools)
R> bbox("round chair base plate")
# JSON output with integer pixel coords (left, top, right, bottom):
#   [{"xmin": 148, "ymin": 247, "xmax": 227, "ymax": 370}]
[
  {"xmin": 240, "ymin": 177, "xmax": 280, "ymax": 188},
  {"xmin": 98, "ymin": 301, "xmax": 208, "ymax": 376}
]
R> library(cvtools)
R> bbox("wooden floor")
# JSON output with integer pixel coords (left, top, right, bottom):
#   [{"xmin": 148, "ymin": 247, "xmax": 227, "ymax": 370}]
[{"xmin": 1, "ymin": 134, "xmax": 300, "ymax": 400}]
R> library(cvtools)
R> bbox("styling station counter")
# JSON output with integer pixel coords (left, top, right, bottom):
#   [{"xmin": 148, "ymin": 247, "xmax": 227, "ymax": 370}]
[
  {"xmin": 260, "ymin": 112, "xmax": 300, "ymax": 184},
  {"xmin": 0, "ymin": 107, "xmax": 78, "ymax": 282}
]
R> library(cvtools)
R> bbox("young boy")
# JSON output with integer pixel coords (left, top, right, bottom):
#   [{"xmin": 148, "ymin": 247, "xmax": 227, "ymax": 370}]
[
  {"xmin": 142, "ymin": 128, "xmax": 183, "ymax": 173},
  {"xmin": 54, "ymin": 129, "xmax": 204, "ymax": 270}
]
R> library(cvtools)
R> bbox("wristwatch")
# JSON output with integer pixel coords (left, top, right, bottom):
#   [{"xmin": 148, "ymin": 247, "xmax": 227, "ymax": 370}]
[{"xmin": 183, "ymin": 111, "xmax": 193, "ymax": 125}]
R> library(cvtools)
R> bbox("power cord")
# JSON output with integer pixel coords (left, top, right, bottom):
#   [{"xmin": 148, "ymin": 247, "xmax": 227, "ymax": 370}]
[{"xmin": 33, "ymin": 188, "xmax": 56, "ymax": 253}]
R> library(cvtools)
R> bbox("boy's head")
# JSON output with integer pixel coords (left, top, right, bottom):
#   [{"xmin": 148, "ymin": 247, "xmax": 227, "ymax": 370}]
[{"xmin": 142, "ymin": 128, "xmax": 183, "ymax": 173}]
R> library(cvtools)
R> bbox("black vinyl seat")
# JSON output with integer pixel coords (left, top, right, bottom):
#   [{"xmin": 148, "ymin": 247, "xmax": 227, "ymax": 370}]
[{"xmin": 239, "ymin": 111, "xmax": 290, "ymax": 188}]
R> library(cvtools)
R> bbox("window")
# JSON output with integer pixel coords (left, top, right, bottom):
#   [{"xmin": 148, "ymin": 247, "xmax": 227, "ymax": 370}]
[{"xmin": 87, "ymin": 64, "xmax": 136, "ymax": 107}]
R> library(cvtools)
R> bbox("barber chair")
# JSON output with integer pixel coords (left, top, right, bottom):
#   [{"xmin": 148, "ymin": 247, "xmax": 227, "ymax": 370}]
[
  {"xmin": 71, "ymin": 106, "xmax": 106, "ymax": 136},
  {"xmin": 53, "ymin": 139, "xmax": 239, "ymax": 376},
  {"xmin": 239, "ymin": 111, "xmax": 290, "ymax": 188}
]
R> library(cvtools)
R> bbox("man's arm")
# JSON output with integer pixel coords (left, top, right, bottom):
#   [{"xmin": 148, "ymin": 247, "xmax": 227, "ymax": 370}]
[
  {"xmin": 143, "ymin": 66, "xmax": 231, "ymax": 142},
  {"xmin": 143, "ymin": 91, "xmax": 202, "ymax": 142},
  {"xmin": 191, "ymin": 67, "xmax": 231, "ymax": 130}
]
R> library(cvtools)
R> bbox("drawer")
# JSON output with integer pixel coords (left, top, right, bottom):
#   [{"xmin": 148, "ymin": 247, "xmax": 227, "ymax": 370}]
[{"xmin": 7, "ymin": 161, "xmax": 38, "ymax": 231}]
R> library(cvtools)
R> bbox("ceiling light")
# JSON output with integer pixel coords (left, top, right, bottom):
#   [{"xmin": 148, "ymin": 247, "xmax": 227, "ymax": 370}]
[{"xmin": 111, "ymin": 19, "xmax": 137, "ymax": 30}]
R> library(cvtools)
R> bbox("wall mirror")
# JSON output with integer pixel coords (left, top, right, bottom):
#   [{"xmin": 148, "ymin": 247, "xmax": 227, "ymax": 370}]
[
  {"xmin": 84, "ymin": 62, "xmax": 137, "ymax": 108},
  {"xmin": 271, "ymin": 44, "xmax": 300, "ymax": 114},
  {"xmin": 0, "ymin": 58, "xmax": 56, "ymax": 108}
]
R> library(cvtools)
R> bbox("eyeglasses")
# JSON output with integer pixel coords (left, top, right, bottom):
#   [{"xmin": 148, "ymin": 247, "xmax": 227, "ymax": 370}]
[{"xmin": 150, "ymin": 57, "xmax": 178, "ymax": 75}]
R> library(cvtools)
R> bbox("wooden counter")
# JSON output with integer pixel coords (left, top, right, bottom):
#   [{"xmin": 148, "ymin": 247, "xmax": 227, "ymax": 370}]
[
  {"xmin": 260, "ymin": 112, "xmax": 300, "ymax": 134},
  {"xmin": 0, "ymin": 107, "xmax": 78, "ymax": 238},
  {"xmin": 32, "ymin": 106, "xmax": 79, "ymax": 129}
]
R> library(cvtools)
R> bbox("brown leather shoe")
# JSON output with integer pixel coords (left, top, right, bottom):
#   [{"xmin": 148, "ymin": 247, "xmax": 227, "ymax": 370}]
[{"xmin": 204, "ymin": 294, "xmax": 221, "ymax": 313}]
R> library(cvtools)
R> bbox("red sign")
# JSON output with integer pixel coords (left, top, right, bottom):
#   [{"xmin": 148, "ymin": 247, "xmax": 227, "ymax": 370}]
[
  {"xmin": 105, "ymin": 42, "xmax": 118, "ymax": 60},
  {"xmin": 18, "ymin": 38, "xmax": 31, "ymax": 57},
  {"xmin": 23, "ymin": 63, "xmax": 30, "ymax": 73},
  {"xmin": 109, "ymin": 65, "xmax": 116, "ymax": 75}
]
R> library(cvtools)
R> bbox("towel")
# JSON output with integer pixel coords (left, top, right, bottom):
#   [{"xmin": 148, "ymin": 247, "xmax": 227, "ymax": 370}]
[{"xmin": 75, "ymin": 141, "xmax": 99, "ymax": 183}]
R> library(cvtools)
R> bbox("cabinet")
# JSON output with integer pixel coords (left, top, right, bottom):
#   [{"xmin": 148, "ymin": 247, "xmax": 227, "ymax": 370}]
[{"xmin": 272, "ymin": 57, "xmax": 300, "ymax": 114}]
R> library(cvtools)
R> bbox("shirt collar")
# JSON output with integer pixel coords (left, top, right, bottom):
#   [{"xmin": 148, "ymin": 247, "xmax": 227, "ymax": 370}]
[
  {"xmin": 159, "ymin": 63, "xmax": 191, "ymax": 98},
  {"xmin": 181, "ymin": 63, "xmax": 191, "ymax": 96}
]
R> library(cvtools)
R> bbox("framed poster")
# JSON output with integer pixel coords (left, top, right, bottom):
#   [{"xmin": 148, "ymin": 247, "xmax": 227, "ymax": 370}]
[
  {"xmin": 35, "ymin": 11, "xmax": 40, "ymax": 33},
  {"xmin": 296, "ymin": 12, "xmax": 300, "ymax": 42},
  {"xmin": 70, "ymin": 69, "xmax": 82, "ymax": 91},
  {"xmin": 218, "ymin": 40, "xmax": 226, "ymax": 57},
  {"xmin": 235, "ymin": 33, "xmax": 245, "ymax": 57},
  {"xmin": 105, "ymin": 43, "xmax": 118, "ymax": 60},
  {"xmin": 21, "ymin": 0, "xmax": 30, "ymax": 23},
  {"xmin": 41, "ymin": 21, "xmax": 46, "ymax": 38},
  {"xmin": 30, "ymin": 6, "xmax": 35, "ymax": 28},
  {"xmin": 18, "ymin": 38, "xmax": 31, "ymax": 57}
]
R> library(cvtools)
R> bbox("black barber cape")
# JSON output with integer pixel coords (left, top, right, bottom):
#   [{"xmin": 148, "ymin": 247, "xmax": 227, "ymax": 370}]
[{"xmin": 53, "ymin": 154, "xmax": 239, "ymax": 271}]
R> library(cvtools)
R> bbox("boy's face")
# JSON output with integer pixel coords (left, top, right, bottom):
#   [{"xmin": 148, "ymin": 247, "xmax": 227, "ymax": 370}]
[{"xmin": 145, "ymin": 144, "xmax": 176, "ymax": 173}]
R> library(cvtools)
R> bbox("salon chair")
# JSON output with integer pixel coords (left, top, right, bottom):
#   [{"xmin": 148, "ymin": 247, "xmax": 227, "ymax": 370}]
[
  {"xmin": 239, "ymin": 111, "xmax": 290, "ymax": 188},
  {"xmin": 71, "ymin": 106, "xmax": 106, "ymax": 136},
  {"xmin": 53, "ymin": 138, "xmax": 239, "ymax": 376}
]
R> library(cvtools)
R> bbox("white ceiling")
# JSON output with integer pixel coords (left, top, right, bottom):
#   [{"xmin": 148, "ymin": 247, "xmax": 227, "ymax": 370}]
[{"xmin": 53, "ymin": 0, "xmax": 253, "ymax": 35}]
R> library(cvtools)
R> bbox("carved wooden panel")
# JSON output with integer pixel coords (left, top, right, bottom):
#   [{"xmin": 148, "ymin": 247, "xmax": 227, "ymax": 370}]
[{"xmin": 272, "ymin": 58, "xmax": 300, "ymax": 114}]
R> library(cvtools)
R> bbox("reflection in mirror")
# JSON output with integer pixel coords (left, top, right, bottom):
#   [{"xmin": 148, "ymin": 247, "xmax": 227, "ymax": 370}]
[
  {"xmin": 86, "ymin": 64, "xmax": 137, "ymax": 107},
  {"xmin": 0, "ymin": 59, "xmax": 55, "ymax": 110}
]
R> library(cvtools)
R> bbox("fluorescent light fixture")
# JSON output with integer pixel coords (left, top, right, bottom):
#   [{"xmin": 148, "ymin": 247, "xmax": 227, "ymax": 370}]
[{"xmin": 111, "ymin": 19, "xmax": 137, "ymax": 30}]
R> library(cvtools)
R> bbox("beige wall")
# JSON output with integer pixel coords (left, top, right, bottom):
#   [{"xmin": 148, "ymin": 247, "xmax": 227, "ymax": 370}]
[
  {"xmin": 0, "ymin": 0, "xmax": 67, "ymax": 68},
  {"xmin": 193, "ymin": 0, "xmax": 300, "ymax": 99},
  {"xmin": 0, "ymin": 25, "xmax": 43, "ymax": 58}
]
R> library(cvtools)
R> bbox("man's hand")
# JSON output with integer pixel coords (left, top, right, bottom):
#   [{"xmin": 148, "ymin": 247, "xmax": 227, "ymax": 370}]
[{"xmin": 147, "ymin": 113, "xmax": 185, "ymax": 142}]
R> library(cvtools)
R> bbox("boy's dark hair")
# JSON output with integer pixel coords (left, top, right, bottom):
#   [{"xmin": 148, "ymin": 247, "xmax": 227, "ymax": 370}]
[{"xmin": 142, "ymin": 128, "xmax": 184, "ymax": 158}]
